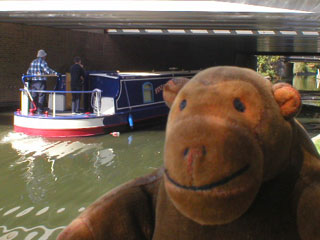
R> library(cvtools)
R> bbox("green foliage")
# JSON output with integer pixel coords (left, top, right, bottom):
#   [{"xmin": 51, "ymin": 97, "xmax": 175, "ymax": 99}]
[
  {"xmin": 293, "ymin": 62, "xmax": 320, "ymax": 74},
  {"xmin": 257, "ymin": 55, "xmax": 281, "ymax": 80},
  {"xmin": 293, "ymin": 62, "xmax": 307, "ymax": 74},
  {"xmin": 306, "ymin": 63, "xmax": 320, "ymax": 73},
  {"xmin": 312, "ymin": 136, "xmax": 320, "ymax": 154}
]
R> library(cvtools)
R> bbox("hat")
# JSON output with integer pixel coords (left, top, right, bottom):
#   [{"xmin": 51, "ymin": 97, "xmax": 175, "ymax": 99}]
[{"xmin": 37, "ymin": 49, "xmax": 47, "ymax": 58}]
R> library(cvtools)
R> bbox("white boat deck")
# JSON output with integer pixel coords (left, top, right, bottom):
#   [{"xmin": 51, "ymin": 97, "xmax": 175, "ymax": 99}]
[{"xmin": 17, "ymin": 111, "xmax": 104, "ymax": 119}]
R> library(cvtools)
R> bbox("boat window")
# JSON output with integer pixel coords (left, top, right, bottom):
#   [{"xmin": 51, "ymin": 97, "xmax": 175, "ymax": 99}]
[{"xmin": 143, "ymin": 82, "xmax": 154, "ymax": 103}]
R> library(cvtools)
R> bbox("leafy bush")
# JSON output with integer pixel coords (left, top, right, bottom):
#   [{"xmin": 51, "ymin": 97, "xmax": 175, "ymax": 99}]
[{"xmin": 257, "ymin": 55, "xmax": 281, "ymax": 80}]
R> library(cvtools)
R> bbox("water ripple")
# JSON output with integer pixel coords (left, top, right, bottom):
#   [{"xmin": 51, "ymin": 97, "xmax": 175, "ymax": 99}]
[
  {"xmin": 16, "ymin": 207, "xmax": 35, "ymax": 218},
  {"xmin": 0, "ymin": 225, "xmax": 65, "ymax": 240},
  {"xmin": 3, "ymin": 206, "xmax": 21, "ymax": 216},
  {"xmin": 0, "ymin": 231, "xmax": 18, "ymax": 240},
  {"xmin": 35, "ymin": 207, "xmax": 49, "ymax": 216},
  {"xmin": 78, "ymin": 207, "xmax": 85, "ymax": 212},
  {"xmin": 56, "ymin": 208, "xmax": 65, "ymax": 214},
  {"xmin": 25, "ymin": 231, "xmax": 38, "ymax": 240}
]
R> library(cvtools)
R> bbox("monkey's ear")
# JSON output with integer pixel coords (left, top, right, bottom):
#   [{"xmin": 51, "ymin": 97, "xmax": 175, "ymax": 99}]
[
  {"xmin": 272, "ymin": 83, "xmax": 301, "ymax": 119},
  {"xmin": 163, "ymin": 77, "xmax": 189, "ymax": 108}
]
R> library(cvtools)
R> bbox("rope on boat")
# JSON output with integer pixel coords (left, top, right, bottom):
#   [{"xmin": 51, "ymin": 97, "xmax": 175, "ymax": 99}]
[
  {"xmin": 24, "ymin": 83, "xmax": 37, "ymax": 113},
  {"xmin": 91, "ymin": 89, "xmax": 102, "ymax": 114}
]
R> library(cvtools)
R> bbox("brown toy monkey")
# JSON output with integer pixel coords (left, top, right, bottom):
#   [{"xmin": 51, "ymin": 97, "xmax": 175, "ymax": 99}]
[{"xmin": 57, "ymin": 66, "xmax": 320, "ymax": 240}]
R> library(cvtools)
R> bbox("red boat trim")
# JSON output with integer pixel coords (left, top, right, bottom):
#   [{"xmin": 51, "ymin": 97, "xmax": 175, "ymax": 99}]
[
  {"xmin": 13, "ymin": 113, "xmax": 168, "ymax": 137},
  {"xmin": 13, "ymin": 124, "xmax": 124, "ymax": 138}
]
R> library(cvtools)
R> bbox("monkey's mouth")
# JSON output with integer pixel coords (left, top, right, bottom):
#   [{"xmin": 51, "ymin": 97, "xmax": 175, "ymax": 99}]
[{"xmin": 165, "ymin": 164, "xmax": 250, "ymax": 191}]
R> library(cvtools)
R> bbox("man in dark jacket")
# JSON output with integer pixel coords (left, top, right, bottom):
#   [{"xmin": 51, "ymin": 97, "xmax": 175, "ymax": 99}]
[{"xmin": 70, "ymin": 56, "xmax": 85, "ymax": 114}]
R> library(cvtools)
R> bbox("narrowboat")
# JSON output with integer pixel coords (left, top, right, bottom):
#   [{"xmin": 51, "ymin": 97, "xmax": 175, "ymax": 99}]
[{"xmin": 13, "ymin": 70, "xmax": 197, "ymax": 137}]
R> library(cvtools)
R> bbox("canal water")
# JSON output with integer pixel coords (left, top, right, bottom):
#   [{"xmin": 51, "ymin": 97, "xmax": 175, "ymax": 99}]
[
  {"xmin": 0, "ymin": 112, "xmax": 165, "ymax": 239},
  {"xmin": 1, "ymin": 74, "xmax": 320, "ymax": 239}
]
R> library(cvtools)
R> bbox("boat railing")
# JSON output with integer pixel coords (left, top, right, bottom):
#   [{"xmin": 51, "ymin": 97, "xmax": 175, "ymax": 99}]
[
  {"xmin": 21, "ymin": 74, "xmax": 65, "ymax": 89},
  {"xmin": 20, "ymin": 74, "xmax": 102, "ymax": 117}
]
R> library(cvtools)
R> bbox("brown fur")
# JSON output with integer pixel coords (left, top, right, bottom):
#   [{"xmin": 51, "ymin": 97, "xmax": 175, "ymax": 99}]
[{"xmin": 57, "ymin": 66, "xmax": 320, "ymax": 240}]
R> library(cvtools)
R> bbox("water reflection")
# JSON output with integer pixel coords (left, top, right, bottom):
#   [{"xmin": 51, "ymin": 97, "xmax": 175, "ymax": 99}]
[
  {"xmin": 292, "ymin": 75, "xmax": 320, "ymax": 108},
  {"xmin": 1, "ymin": 132, "xmax": 107, "ymax": 203},
  {"xmin": 1, "ymin": 132, "xmax": 103, "ymax": 162},
  {"xmin": 94, "ymin": 148, "xmax": 115, "ymax": 168},
  {"xmin": 1, "ymin": 132, "xmax": 113, "ymax": 181},
  {"xmin": 0, "ymin": 122, "xmax": 164, "ymax": 239},
  {"xmin": 292, "ymin": 74, "xmax": 320, "ymax": 91}
]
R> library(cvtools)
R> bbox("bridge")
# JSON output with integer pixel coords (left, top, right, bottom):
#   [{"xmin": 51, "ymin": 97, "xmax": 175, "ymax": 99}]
[
  {"xmin": 1, "ymin": 0, "xmax": 320, "ymax": 53},
  {"xmin": 1, "ymin": 0, "xmax": 320, "ymax": 106},
  {"xmin": 282, "ymin": 56, "xmax": 320, "ymax": 63}
]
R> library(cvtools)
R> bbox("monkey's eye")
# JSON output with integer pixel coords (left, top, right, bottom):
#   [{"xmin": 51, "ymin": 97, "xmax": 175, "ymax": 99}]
[
  {"xmin": 233, "ymin": 98, "xmax": 246, "ymax": 112},
  {"xmin": 180, "ymin": 99, "xmax": 187, "ymax": 110}
]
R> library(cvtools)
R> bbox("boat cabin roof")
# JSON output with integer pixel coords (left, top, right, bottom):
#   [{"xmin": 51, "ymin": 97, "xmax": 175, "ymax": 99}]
[{"xmin": 89, "ymin": 70, "xmax": 198, "ymax": 79}]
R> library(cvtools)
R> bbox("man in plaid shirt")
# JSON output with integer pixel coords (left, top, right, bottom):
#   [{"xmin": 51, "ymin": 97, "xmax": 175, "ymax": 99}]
[{"xmin": 27, "ymin": 49, "xmax": 58, "ymax": 114}]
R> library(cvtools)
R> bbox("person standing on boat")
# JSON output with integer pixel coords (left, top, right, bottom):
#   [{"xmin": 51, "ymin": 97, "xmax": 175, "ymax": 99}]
[
  {"xmin": 27, "ymin": 49, "xmax": 58, "ymax": 114},
  {"xmin": 70, "ymin": 56, "xmax": 85, "ymax": 114}
]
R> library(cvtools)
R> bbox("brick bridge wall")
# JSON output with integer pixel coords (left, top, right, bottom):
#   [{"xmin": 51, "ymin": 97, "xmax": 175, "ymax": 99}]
[{"xmin": 0, "ymin": 22, "xmax": 256, "ymax": 107}]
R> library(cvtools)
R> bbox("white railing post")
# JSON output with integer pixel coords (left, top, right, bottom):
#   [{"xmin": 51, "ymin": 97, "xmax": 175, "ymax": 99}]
[
  {"xmin": 96, "ymin": 91, "xmax": 100, "ymax": 116},
  {"xmin": 53, "ymin": 92, "xmax": 56, "ymax": 117},
  {"xmin": 21, "ymin": 82, "xmax": 29, "ymax": 115},
  {"xmin": 21, "ymin": 90, "xmax": 29, "ymax": 115}
]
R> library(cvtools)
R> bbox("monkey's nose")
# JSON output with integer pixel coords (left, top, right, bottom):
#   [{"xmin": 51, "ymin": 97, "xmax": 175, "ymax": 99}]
[{"xmin": 184, "ymin": 146, "xmax": 206, "ymax": 174}]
